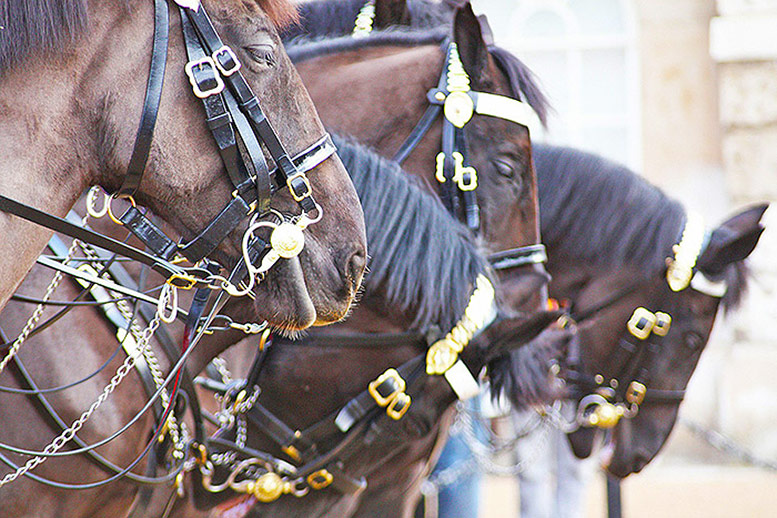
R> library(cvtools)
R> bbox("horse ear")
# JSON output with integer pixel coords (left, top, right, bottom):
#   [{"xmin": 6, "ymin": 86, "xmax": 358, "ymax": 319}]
[
  {"xmin": 453, "ymin": 2, "xmax": 490, "ymax": 84},
  {"xmin": 696, "ymin": 203, "xmax": 768, "ymax": 276},
  {"xmin": 477, "ymin": 14, "xmax": 495, "ymax": 46},
  {"xmin": 374, "ymin": 0, "xmax": 412, "ymax": 28}
]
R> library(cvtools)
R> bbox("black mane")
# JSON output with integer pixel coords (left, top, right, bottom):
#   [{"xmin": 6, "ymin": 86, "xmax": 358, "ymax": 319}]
[
  {"xmin": 332, "ymin": 133, "xmax": 490, "ymax": 330},
  {"xmin": 0, "ymin": 0, "xmax": 88, "ymax": 70},
  {"xmin": 281, "ymin": 0, "xmax": 454, "ymax": 41},
  {"xmin": 285, "ymin": 26, "xmax": 448, "ymax": 62},
  {"xmin": 281, "ymin": 0, "xmax": 366, "ymax": 41},
  {"xmin": 534, "ymin": 143, "xmax": 748, "ymax": 309}
]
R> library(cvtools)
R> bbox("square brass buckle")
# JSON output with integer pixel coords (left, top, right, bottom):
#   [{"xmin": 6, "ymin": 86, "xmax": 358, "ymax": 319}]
[
  {"xmin": 652, "ymin": 312, "xmax": 672, "ymax": 336},
  {"xmin": 368, "ymin": 369, "xmax": 405, "ymax": 407},
  {"xmin": 627, "ymin": 307, "xmax": 656, "ymax": 340},
  {"xmin": 287, "ymin": 172, "xmax": 313, "ymax": 202},
  {"xmin": 184, "ymin": 56, "xmax": 224, "ymax": 99},
  {"xmin": 386, "ymin": 392, "xmax": 412, "ymax": 420},
  {"xmin": 626, "ymin": 381, "xmax": 647, "ymax": 406},
  {"xmin": 212, "ymin": 45, "xmax": 241, "ymax": 76}
]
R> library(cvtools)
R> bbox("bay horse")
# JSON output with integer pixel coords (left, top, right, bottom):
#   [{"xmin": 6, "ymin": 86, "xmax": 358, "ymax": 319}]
[
  {"xmin": 287, "ymin": 3, "xmax": 550, "ymax": 307},
  {"xmin": 0, "ymin": 135, "xmax": 556, "ymax": 518},
  {"xmin": 285, "ymin": 0, "xmax": 771, "ymax": 481},
  {"xmin": 532, "ymin": 143, "xmax": 767, "ymax": 477},
  {"xmin": 0, "ymin": 0, "xmax": 367, "ymax": 329},
  {"xmin": 187, "ymin": 136, "xmax": 559, "ymax": 518}
]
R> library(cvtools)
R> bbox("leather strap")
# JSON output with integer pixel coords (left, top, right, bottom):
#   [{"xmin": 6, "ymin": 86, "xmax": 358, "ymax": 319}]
[
  {"xmin": 119, "ymin": 0, "xmax": 170, "ymax": 197},
  {"xmin": 0, "ymin": 194, "xmax": 210, "ymax": 287},
  {"xmin": 488, "ymin": 244, "xmax": 548, "ymax": 270},
  {"xmin": 391, "ymin": 103, "xmax": 441, "ymax": 165}
]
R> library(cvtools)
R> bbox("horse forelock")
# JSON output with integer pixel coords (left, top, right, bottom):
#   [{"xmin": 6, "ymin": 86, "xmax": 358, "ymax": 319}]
[
  {"xmin": 331, "ymin": 133, "xmax": 491, "ymax": 331},
  {"xmin": 488, "ymin": 45, "xmax": 550, "ymax": 127},
  {"xmin": 252, "ymin": 0, "xmax": 299, "ymax": 30}
]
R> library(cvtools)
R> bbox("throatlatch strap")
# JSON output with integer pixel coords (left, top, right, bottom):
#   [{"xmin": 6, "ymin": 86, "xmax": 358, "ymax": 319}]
[{"xmin": 119, "ymin": 0, "xmax": 169, "ymax": 197}]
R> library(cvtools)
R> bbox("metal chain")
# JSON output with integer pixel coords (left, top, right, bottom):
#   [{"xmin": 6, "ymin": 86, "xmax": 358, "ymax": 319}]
[
  {"xmin": 424, "ymin": 403, "xmax": 554, "ymax": 495},
  {"xmin": 0, "ymin": 216, "xmax": 89, "ymax": 375},
  {"xmin": 210, "ymin": 416, "xmax": 248, "ymax": 468},
  {"xmin": 77, "ymin": 242, "xmax": 189, "ymax": 457},
  {"xmin": 0, "ymin": 291, "xmax": 165, "ymax": 487},
  {"xmin": 211, "ymin": 356, "xmax": 233, "ymax": 383},
  {"xmin": 681, "ymin": 418, "xmax": 777, "ymax": 472}
]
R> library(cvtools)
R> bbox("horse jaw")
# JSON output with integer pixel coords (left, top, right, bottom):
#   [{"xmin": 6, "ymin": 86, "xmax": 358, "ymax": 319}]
[{"xmin": 254, "ymin": 256, "xmax": 317, "ymax": 332}]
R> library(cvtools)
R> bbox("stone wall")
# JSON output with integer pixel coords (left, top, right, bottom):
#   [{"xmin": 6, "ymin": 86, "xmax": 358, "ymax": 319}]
[{"xmin": 657, "ymin": 0, "xmax": 777, "ymax": 465}]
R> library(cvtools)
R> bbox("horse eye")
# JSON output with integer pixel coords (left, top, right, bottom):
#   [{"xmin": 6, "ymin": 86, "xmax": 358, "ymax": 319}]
[
  {"xmin": 244, "ymin": 44, "xmax": 276, "ymax": 67},
  {"xmin": 492, "ymin": 158, "xmax": 515, "ymax": 178},
  {"xmin": 684, "ymin": 331, "xmax": 705, "ymax": 352}
]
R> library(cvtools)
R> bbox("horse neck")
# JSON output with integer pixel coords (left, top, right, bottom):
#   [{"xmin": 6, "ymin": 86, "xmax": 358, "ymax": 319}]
[{"xmin": 0, "ymin": 0, "xmax": 148, "ymax": 309}]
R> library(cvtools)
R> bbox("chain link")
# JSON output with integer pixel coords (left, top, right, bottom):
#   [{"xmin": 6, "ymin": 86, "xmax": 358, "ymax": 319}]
[
  {"xmin": 0, "ymin": 288, "xmax": 166, "ymax": 487},
  {"xmin": 680, "ymin": 418, "xmax": 777, "ymax": 472},
  {"xmin": 77, "ymin": 241, "xmax": 189, "ymax": 457},
  {"xmin": 0, "ymin": 215, "xmax": 89, "ymax": 376}
]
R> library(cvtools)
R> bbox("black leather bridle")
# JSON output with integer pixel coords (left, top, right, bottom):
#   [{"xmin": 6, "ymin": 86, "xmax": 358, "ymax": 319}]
[
  {"xmin": 561, "ymin": 214, "xmax": 722, "ymax": 429},
  {"xmin": 0, "ymin": 0, "xmax": 337, "ymax": 295},
  {"xmin": 392, "ymin": 41, "xmax": 548, "ymax": 275}
]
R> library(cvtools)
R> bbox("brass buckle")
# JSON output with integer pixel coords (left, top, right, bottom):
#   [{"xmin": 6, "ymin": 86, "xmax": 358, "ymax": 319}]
[
  {"xmin": 212, "ymin": 45, "xmax": 241, "ymax": 76},
  {"xmin": 184, "ymin": 56, "xmax": 224, "ymax": 99},
  {"xmin": 368, "ymin": 369, "xmax": 405, "ymax": 407},
  {"xmin": 626, "ymin": 381, "xmax": 647, "ymax": 406},
  {"xmin": 307, "ymin": 469, "xmax": 334, "ymax": 490},
  {"xmin": 281, "ymin": 444, "xmax": 301, "ymax": 462},
  {"xmin": 166, "ymin": 273, "xmax": 198, "ymax": 290},
  {"xmin": 627, "ymin": 307, "xmax": 656, "ymax": 340},
  {"xmin": 452, "ymin": 152, "xmax": 477, "ymax": 191},
  {"xmin": 287, "ymin": 172, "xmax": 313, "ymax": 202},
  {"xmin": 653, "ymin": 312, "xmax": 672, "ymax": 336},
  {"xmin": 386, "ymin": 392, "xmax": 412, "ymax": 420},
  {"xmin": 435, "ymin": 152, "xmax": 447, "ymax": 183}
]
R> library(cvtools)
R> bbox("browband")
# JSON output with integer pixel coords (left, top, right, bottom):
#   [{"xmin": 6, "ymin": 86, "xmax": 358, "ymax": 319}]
[
  {"xmin": 471, "ymin": 91, "xmax": 539, "ymax": 129},
  {"xmin": 488, "ymin": 244, "xmax": 547, "ymax": 271}
]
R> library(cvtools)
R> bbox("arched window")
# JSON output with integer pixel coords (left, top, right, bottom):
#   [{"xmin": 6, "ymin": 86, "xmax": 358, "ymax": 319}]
[{"xmin": 476, "ymin": 0, "xmax": 641, "ymax": 169}]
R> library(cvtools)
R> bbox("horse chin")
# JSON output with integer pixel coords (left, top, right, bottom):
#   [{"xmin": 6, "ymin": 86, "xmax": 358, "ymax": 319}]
[
  {"xmin": 252, "ymin": 257, "xmax": 317, "ymax": 331},
  {"xmin": 603, "ymin": 420, "xmax": 648, "ymax": 478}
]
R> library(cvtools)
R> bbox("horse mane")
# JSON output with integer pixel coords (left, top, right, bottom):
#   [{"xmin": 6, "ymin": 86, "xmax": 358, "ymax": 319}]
[
  {"xmin": 0, "ymin": 0, "xmax": 296, "ymax": 71},
  {"xmin": 0, "ymin": 0, "xmax": 88, "ymax": 70},
  {"xmin": 534, "ymin": 143, "xmax": 748, "ymax": 309},
  {"xmin": 332, "ymin": 133, "xmax": 491, "ymax": 331},
  {"xmin": 286, "ymin": 27, "xmax": 449, "ymax": 61},
  {"xmin": 286, "ymin": 29, "xmax": 549, "ymax": 124},
  {"xmin": 280, "ymin": 0, "xmax": 365, "ymax": 41},
  {"xmin": 281, "ymin": 0, "xmax": 453, "ymax": 41}
]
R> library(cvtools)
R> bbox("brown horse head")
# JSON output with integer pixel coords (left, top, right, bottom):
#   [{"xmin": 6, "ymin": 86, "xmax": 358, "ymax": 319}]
[
  {"xmin": 581, "ymin": 204, "xmax": 766, "ymax": 477},
  {"xmin": 534, "ymin": 143, "xmax": 768, "ymax": 477},
  {"xmin": 288, "ymin": 2, "xmax": 550, "ymax": 316},
  {"xmin": 0, "ymin": 0, "xmax": 366, "ymax": 328}
]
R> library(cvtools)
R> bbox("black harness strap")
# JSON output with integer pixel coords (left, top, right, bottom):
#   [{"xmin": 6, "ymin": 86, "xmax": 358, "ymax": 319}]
[
  {"xmin": 0, "ymin": 194, "xmax": 210, "ymax": 288},
  {"xmin": 391, "ymin": 103, "xmax": 442, "ymax": 165},
  {"xmin": 118, "ymin": 0, "xmax": 170, "ymax": 198}
]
